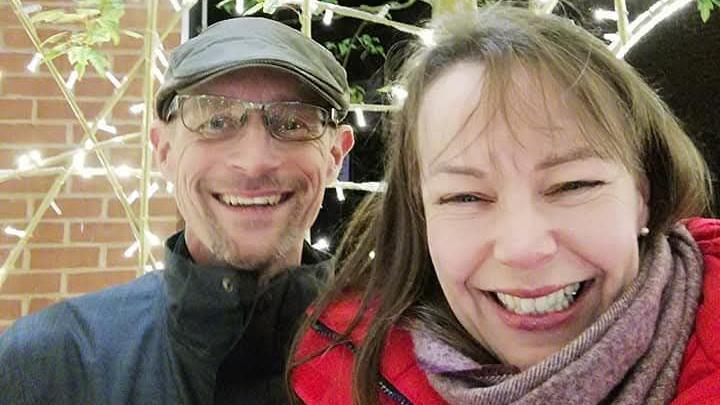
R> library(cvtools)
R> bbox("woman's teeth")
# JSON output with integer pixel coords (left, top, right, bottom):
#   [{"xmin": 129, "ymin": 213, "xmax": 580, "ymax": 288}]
[
  {"xmin": 494, "ymin": 282, "xmax": 582, "ymax": 315},
  {"xmin": 219, "ymin": 193, "xmax": 282, "ymax": 207}
]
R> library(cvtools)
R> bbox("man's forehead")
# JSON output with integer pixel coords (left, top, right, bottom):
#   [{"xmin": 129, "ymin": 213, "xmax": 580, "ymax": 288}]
[{"xmin": 189, "ymin": 67, "xmax": 324, "ymax": 104}]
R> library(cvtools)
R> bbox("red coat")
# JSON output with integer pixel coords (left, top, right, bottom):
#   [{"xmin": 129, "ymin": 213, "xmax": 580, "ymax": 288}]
[{"xmin": 293, "ymin": 218, "xmax": 720, "ymax": 404}]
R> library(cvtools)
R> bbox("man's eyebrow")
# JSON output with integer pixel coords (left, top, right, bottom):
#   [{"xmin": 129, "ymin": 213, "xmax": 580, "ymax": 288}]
[{"xmin": 535, "ymin": 147, "xmax": 598, "ymax": 171}]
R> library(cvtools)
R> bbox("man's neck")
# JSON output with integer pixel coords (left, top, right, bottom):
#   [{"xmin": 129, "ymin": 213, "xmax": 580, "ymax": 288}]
[{"xmin": 183, "ymin": 230, "xmax": 304, "ymax": 281}]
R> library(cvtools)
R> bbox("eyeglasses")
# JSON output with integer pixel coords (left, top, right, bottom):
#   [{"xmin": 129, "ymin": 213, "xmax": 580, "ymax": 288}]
[{"xmin": 166, "ymin": 94, "xmax": 343, "ymax": 142}]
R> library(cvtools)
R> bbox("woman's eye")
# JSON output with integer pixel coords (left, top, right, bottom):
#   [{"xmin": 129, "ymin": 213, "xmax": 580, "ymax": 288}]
[
  {"xmin": 548, "ymin": 180, "xmax": 605, "ymax": 195},
  {"xmin": 440, "ymin": 194, "xmax": 492, "ymax": 204}
]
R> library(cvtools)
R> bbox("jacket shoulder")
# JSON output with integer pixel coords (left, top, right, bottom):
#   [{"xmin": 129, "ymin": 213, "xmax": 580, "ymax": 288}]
[
  {"xmin": 675, "ymin": 218, "xmax": 720, "ymax": 403},
  {"xmin": 0, "ymin": 273, "xmax": 165, "ymax": 403},
  {"xmin": 292, "ymin": 298, "xmax": 446, "ymax": 404}
]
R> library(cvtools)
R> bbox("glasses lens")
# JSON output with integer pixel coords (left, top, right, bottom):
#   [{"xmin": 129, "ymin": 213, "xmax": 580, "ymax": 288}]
[
  {"xmin": 266, "ymin": 103, "xmax": 329, "ymax": 141},
  {"xmin": 181, "ymin": 96, "xmax": 246, "ymax": 138}
]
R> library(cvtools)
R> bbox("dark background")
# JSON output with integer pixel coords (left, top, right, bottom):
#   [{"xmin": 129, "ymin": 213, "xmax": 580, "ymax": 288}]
[{"xmin": 189, "ymin": 0, "xmax": 719, "ymax": 250}]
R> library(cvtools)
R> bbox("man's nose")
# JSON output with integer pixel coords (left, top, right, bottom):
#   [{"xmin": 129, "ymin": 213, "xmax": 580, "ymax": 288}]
[
  {"xmin": 491, "ymin": 199, "xmax": 558, "ymax": 270},
  {"xmin": 225, "ymin": 111, "xmax": 282, "ymax": 175}
]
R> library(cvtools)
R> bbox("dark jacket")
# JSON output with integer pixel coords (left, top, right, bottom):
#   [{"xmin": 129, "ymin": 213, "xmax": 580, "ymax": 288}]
[{"xmin": 0, "ymin": 231, "xmax": 330, "ymax": 405}]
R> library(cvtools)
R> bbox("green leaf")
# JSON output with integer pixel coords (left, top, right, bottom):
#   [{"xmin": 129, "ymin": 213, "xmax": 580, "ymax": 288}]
[
  {"xmin": 698, "ymin": 0, "xmax": 714, "ymax": 22},
  {"xmin": 41, "ymin": 31, "xmax": 69, "ymax": 47},
  {"xmin": 349, "ymin": 84, "xmax": 366, "ymax": 104},
  {"xmin": 87, "ymin": 49, "xmax": 110, "ymax": 75},
  {"xmin": 30, "ymin": 10, "xmax": 66, "ymax": 24}
]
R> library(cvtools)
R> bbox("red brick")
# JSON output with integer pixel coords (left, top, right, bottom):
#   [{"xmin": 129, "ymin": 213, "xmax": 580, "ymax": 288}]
[
  {"xmin": 120, "ymin": 6, "xmax": 179, "ymax": 30},
  {"xmin": 30, "ymin": 246, "xmax": 100, "ymax": 269},
  {"xmin": 106, "ymin": 245, "xmax": 165, "ymax": 267},
  {"xmin": 2, "ymin": 76, "xmax": 63, "ymax": 97},
  {"xmin": 108, "ymin": 196, "xmax": 176, "ymax": 218},
  {"xmin": 0, "ymin": 99, "xmax": 33, "ymax": 120},
  {"xmin": 0, "ymin": 124, "xmax": 67, "ymax": 144},
  {"xmin": 70, "ymin": 222, "xmax": 133, "ymax": 243},
  {"xmin": 0, "ymin": 177, "xmax": 58, "ymax": 194},
  {"xmin": 32, "ymin": 197, "xmax": 102, "ymax": 218},
  {"xmin": 0, "ymin": 52, "xmax": 75, "ymax": 75},
  {"xmin": 68, "ymin": 175, "xmax": 136, "ymax": 193},
  {"xmin": 72, "ymin": 123, "xmax": 142, "ymax": 143},
  {"xmin": 0, "ymin": 147, "xmax": 69, "ymax": 169},
  {"xmin": 0, "ymin": 299, "xmax": 22, "ymax": 320},
  {"xmin": 0, "ymin": 5, "xmax": 21, "ymax": 27},
  {"xmin": 36, "ymin": 99, "xmax": 103, "ymax": 120},
  {"xmin": 67, "ymin": 271, "xmax": 135, "ymax": 293},
  {"xmin": 0, "ymin": 198, "xmax": 27, "ymax": 219},
  {"xmin": 0, "ymin": 273, "xmax": 61, "ymax": 294},
  {"xmin": 3, "ymin": 28, "xmax": 65, "ymax": 50},
  {"xmin": 28, "ymin": 297, "xmax": 58, "ymax": 314}
]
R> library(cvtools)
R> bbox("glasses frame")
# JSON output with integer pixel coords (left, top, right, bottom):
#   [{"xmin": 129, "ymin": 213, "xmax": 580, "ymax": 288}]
[{"xmin": 165, "ymin": 94, "xmax": 345, "ymax": 142}]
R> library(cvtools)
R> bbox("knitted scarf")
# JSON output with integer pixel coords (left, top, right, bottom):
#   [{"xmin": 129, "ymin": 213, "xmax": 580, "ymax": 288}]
[{"xmin": 412, "ymin": 224, "xmax": 704, "ymax": 404}]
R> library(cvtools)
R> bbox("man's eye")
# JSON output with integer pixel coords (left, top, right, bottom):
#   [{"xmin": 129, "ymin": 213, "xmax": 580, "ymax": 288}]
[
  {"xmin": 199, "ymin": 115, "xmax": 239, "ymax": 134},
  {"xmin": 279, "ymin": 117, "xmax": 307, "ymax": 131},
  {"xmin": 548, "ymin": 180, "xmax": 605, "ymax": 195}
]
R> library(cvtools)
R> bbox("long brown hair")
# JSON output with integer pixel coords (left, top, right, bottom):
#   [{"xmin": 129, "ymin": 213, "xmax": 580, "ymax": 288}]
[{"xmin": 289, "ymin": 5, "xmax": 713, "ymax": 404}]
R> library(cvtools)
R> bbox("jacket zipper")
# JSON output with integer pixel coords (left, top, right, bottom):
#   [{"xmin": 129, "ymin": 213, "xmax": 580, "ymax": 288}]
[{"xmin": 312, "ymin": 320, "xmax": 414, "ymax": 405}]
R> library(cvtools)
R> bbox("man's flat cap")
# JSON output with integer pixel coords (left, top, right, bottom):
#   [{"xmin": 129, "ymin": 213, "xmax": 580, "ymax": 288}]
[{"xmin": 155, "ymin": 17, "xmax": 349, "ymax": 120}]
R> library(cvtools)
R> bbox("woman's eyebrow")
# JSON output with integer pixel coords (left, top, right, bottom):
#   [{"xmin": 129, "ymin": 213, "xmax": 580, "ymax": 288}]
[{"xmin": 535, "ymin": 147, "xmax": 597, "ymax": 171}]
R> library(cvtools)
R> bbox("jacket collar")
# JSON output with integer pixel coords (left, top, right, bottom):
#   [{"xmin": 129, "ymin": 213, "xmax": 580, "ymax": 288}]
[{"xmin": 162, "ymin": 231, "xmax": 330, "ymax": 360}]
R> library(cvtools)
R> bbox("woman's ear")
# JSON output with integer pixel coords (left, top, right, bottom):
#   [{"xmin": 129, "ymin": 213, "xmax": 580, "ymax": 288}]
[
  {"xmin": 637, "ymin": 173, "xmax": 650, "ymax": 228},
  {"xmin": 151, "ymin": 120, "xmax": 175, "ymax": 181}
]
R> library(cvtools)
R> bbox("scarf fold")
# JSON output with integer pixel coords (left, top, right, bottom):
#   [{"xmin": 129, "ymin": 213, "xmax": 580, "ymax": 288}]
[{"xmin": 412, "ymin": 224, "xmax": 704, "ymax": 404}]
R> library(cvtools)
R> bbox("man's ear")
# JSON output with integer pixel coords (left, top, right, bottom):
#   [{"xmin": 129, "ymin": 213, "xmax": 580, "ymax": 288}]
[
  {"xmin": 151, "ymin": 120, "xmax": 175, "ymax": 181},
  {"xmin": 326, "ymin": 124, "xmax": 355, "ymax": 181}
]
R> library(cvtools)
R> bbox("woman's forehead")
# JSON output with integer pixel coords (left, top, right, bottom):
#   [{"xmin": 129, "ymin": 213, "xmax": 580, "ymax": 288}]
[{"xmin": 416, "ymin": 62, "xmax": 589, "ymax": 169}]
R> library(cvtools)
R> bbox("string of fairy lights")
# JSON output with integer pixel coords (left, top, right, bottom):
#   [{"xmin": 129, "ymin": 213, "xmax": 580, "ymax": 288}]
[{"xmin": 0, "ymin": 0, "xmax": 698, "ymax": 286}]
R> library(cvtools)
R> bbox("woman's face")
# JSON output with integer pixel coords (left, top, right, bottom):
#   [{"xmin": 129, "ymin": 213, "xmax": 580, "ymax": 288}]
[{"xmin": 417, "ymin": 62, "xmax": 648, "ymax": 369}]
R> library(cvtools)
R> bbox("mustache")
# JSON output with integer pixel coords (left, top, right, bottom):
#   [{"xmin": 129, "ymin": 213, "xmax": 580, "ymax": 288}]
[{"xmin": 207, "ymin": 174, "xmax": 306, "ymax": 192}]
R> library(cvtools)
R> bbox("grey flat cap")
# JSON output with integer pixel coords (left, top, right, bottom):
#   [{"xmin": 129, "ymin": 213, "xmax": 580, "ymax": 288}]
[{"xmin": 155, "ymin": 17, "xmax": 349, "ymax": 120}]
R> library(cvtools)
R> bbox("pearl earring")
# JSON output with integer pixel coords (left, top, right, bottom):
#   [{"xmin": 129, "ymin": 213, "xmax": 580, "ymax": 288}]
[{"xmin": 639, "ymin": 227, "xmax": 650, "ymax": 237}]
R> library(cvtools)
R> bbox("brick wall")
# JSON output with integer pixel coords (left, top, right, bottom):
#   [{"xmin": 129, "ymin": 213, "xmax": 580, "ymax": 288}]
[{"xmin": 0, "ymin": 1, "xmax": 182, "ymax": 333}]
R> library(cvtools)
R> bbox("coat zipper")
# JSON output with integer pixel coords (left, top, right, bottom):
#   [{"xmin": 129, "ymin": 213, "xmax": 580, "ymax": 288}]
[{"xmin": 312, "ymin": 320, "xmax": 414, "ymax": 405}]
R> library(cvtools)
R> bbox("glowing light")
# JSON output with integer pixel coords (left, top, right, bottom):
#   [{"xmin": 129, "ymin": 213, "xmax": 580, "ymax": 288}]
[
  {"xmin": 17, "ymin": 154, "xmax": 32, "ymax": 170},
  {"xmin": 613, "ymin": 0, "xmax": 693, "ymax": 59},
  {"xmin": 96, "ymin": 119, "xmax": 117, "ymax": 135},
  {"xmin": 322, "ymin": 9, "xmax": 334, "ymax": 25},
  {"xmin": 603, "ymin": 33, "xmax": 620, "ymax": 42},
  {"xmin": 155, "ymin": 261, "xmax": 166, "ymax": 270},
  {"xmin": 418, "ymin": 29, "xmax": 436, "ymax": 47},
  {"xmin": 65, "ymin": 70, "xmax": 79, "ymax": 90},
  {"xmin": 127, "ymin": 190, "xmax": 140, "ymax": 204},
  {"xmin": 335, "ymin": 186, "xmax": 345, "ymax": 201},
  {"xmin": 4, "ymin": 226, "xmax": 26, "ymax": 238},
  {"xmin": 594, "ymin": 8, "xmax": 619, "ymax": 21},
  {"xmin": 50, "ymin": 200, "xmax": 62, "ymax": 215},
  {"xmin": 123, "ymin": 241, "xmax": 139, "ymax": 258},
  {"xmin": 391, "ymin": 85, "xmax": 408, "ymax": 103},
  {"xmin": 130, "ymin": 103, "xmax": 145, "ymax": 115},
  {"xmin": 72, "ymin": 150, "xmax": 86, "ymax": 170},
  {"xmin": 147, "ymin": 231, "xmax": 161, "ymax": 246},
  {"xmin": 312, "ymin": 237, "xmax": 330, "ymax": 251},
  {"xmin": 369, "ymin": 250, "xmax": 376, "ymax": 260},
  {"xmin": 155, "ymin": 49, "xmax": 169, "ymax": 69},
  {"xmin": 22, "ymin": 4, "xmax": 43, "ymax": 14},
  {"xmin": 152, "ymin": 65, "xmax": 165, "ymax": 84},
  {"xmin": 235, "ymin": 0, "xmax": 245, "ymax": 14},
  {"xmin": 104, "ymin": 71, "xmax": 123, "ymax": 88},
  {"xmin": 165, "ymin": 181, "xmax": 175, "ymax": 194},
  {"xmin": 115, "ymin": 164, "xmax": 133, "ymax": 178},
  {"xmin": 354, "ymin": 109, "xmax": 367, "ymax": 128},
  {"xmin": 149, "ymin": 182, "xmax": 160, "ymax": 198},
  {"xmin": 26, "ymin": 53, "xmax": 42, "ymax": 72},
  {"xmin": 84, "ymin": 139, "xmax": 95, "ymax": 150}
]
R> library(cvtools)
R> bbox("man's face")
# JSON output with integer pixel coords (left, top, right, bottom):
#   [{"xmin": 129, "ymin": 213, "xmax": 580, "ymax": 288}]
[{"xmin": 153, "ymin": 68, "xmax": 353, "ymax": 275}]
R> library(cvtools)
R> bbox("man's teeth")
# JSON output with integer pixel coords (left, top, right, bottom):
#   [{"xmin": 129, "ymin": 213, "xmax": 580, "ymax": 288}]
[
  {"xmin": 495, "ymin": 282, "xmax": 582, "ymax": 315},
  {"xmin": 220, "ymin": 194, "xmax": 282, "ymax": 207}
]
